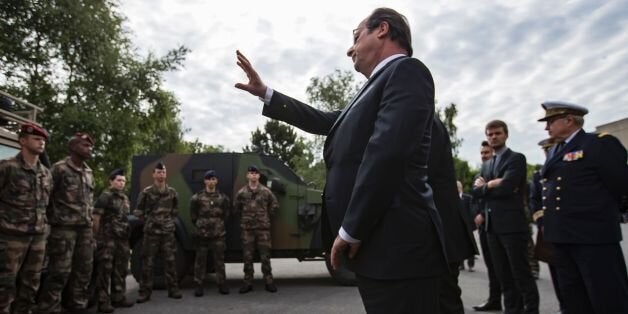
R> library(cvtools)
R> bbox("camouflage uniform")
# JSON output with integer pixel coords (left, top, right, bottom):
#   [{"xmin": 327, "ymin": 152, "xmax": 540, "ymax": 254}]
[
  {"xmin": 93, "ymin": 188, "xmax": 131, "ymax": 306},
  {"xmin": 0, "ymin": 153, "xmax": 52, "ymax": 314},
  {"xmin": 234, "ymin": 185, "xmax": 278, "ymax": 285},
  {"xmin": 134, "ymin": 184, "xmax": 179, "ymax": 297},
  {"xmin": 190, "ymin": 189, "xmax": 230, "ymax": 286},
  {"xmin": 37, "ymin": 157, "xmax": 94, "ymax": 313}
]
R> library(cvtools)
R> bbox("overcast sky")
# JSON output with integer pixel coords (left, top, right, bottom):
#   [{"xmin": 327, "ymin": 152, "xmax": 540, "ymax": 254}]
[{"xmin": 118, "ymin": 0, "xmax": 628, "ymax": 166}]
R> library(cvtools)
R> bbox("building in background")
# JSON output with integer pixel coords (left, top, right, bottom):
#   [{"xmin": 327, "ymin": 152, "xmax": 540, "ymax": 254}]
[{"xmin": 596, "ymin": 117, "xmax": 628, "ymax": 149}]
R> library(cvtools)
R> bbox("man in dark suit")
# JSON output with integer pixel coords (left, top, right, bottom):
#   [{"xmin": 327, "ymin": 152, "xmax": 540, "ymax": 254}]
[
  {"xmin": 536, "ymin": 101, "xmax": 628, "ymax": 314},
  {"xmin": 457, "ymin": 180, "xmax": 476, "ymax": 272},
  {"xmin": 472, "ymin": 120, "xmax": 539, "ymax": 314},
  {"xmin": 472, "ymin": 141, "xmax": 503, "ymax": 312},
  {"xmin": 429, "ymin": 119, "xmax": 478, "ymax": 314},
  {"xmin": 234, "ymin": 7, "xmax": 447, "ymax": 312}
]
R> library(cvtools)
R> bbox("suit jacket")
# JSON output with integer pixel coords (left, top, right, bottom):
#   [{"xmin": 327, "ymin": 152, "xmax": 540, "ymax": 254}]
[
  {"xmin": 539, "ymin": 130, "xmax": 628, "ymax": 244},
  {"xmin": 263, "ymin": 57, "xmax": 447, "ymax": 279},
  {"xmin": 460, "ymin": 193, "xmax": 476, "ymax": 231},
  {"xmin": 428, "ymin": 119, "xmax": 477, "ymax": 263},
  {"xmin": 471, "ymin": 148, "xmax": 528, "ymax": 234}
]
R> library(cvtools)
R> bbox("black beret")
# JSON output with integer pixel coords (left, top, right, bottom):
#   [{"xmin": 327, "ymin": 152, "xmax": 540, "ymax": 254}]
[
  {"xmin": 109, "ymin": 168, "xmax": 125, "ymax": 180},
  {"xmin": 247, "ymin": 165, "xmax": 259, "ymax": 173},
  {"xmin": 20, "ymin": 123, "xmax": 49, "ymax": 139},
  {"xmin": 204, "ymin": 170, "xmax": 216, "ymax": 179},
  {"xmin": 155, "ymin": 162, "xmax": 166, "ymax": 170}
]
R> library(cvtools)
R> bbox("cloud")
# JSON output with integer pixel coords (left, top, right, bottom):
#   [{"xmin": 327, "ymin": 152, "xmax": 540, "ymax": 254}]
[{"xmin": 118, "ymin": 0, "xmax": 628, "ymax": 166}]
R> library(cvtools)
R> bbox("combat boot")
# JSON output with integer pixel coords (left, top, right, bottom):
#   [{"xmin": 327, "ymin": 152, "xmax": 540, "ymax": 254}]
[
  {"xmin": 194, "ymin": 285, "xmax": 204, "ymax": 297},
  {"xmin": 168, "ymin": 289, "xmax": 183, "ymax": 299},
  {"xmin": 265, "ymin": 283, "xmax": 278, "ymax": 293},
  {"xmin": 111, "ymin": 298, "xmax": 134, "ymax": 308},
  {"xmin": 136, "ymin": 293, "xmax": 151, "ymax": 304},
  {"xmin": 97, "ymin": 302, "xmax": 115, "ymax": 313},
  {"xmin": 239, "ymin": 284, "xmax": 253, "ymax": 294},
  {"xmin": 218, "ymin": 284, "xmax": 230, "ymax": 295}
]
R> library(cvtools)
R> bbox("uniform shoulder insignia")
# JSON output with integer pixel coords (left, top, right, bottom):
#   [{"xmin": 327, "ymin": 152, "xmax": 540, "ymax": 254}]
[{"xmin": 597, "ymin": 132, "xmax": 609, "ymax": 138}]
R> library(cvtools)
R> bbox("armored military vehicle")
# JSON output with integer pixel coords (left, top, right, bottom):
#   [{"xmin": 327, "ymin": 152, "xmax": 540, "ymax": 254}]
[
  {"xmin": 128, "ymin": 152, "xmax": 356, "ymax": 286},
  {"xmin": 0, "ymin": 90, "xmax": 44, "ymax": 160}
]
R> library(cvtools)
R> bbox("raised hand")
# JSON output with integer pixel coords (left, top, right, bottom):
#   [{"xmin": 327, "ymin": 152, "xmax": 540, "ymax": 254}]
[{"xmin": 234, "ymin": 50, "xmax": 267, "ymax": 98}]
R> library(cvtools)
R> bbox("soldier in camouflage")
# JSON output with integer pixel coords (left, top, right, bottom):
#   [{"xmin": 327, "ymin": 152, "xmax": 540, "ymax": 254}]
[
  {"xmin": 37, "ymin": 133, "xmax": 95, "ymax": 314},
  {"xmin": 234, "ymin": 165, "xmax": 279, "ymax": 294},
  {"xmin": 0, "ymin": 124, "xmax": 52, "ymax": 314},
  {"xmin": 191, "ymin": 170, "xmax": 231, "ymax": 296},
  {"xmin": 133, "ymin": 162, "xmax": 182, "ymax": 303},
  {"xmin": 92, "ymin": 169, "xmax": 135, "ymax": 313}
]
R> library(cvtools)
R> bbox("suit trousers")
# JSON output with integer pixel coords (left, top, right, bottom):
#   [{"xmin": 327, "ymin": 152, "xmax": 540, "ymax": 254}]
[
  {"xmin": 356, "ymin": 274, "xmax": 439, "ymax": 314},
  {"xmin": 488, "ymin": 232, "xmax": 539, "ymax": 314},
  {"xmin": 439, "ymin": 263, "xmax": 464, "ymax": 314},
  {"xmin": 553, "ymin": 243, "xmax": 628, "ymax": 314},
  {"xmin": 478, "ymin": 228, "xmax": 501, "ymax": 303}
]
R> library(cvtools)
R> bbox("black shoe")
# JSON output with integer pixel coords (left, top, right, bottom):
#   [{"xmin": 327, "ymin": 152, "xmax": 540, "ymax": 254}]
[
  {"xmin": 472, "ymin": 301, "xmax": 502, "ymax": 311},
  {"xmin": 111, "ymin": 298, "xmax": 134, "ymax": 308},
  {"xmin": 194, "ymin": 285, "xmax": 204, "ymax": 297},
  {"xmin": 136, "ymin": 294, "xmax": 151, "ymax": 304},
  {"xmin": 97, "ymin": 303, "xmax": 115, "ymax": 313},
  {"xmin": 218, "ymin": 284, "xmax": 230, "ymax": 295},
  {"xmin": 239, "ymin": 285, "xmax": 253, "ymax": 294},
  {"xmin": 265, "ymin": 283, "xmax": 278, "ymax": 293},
  {"xmin": 168, "ymin": 290, "xmax": 183, "ymax": 299},
  {"xmin": 69, "ymin": 309, "xmax": 89, "ymax": 314}
]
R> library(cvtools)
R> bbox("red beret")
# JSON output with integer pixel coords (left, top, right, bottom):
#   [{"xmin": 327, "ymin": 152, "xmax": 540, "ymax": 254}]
[
  {"xmin": 20, "ymin": 123, "xmax": 49, "ymax": 139},
  {"xmin": 72, "ymin": 132, "xmax": 94, "ymax": 145}
]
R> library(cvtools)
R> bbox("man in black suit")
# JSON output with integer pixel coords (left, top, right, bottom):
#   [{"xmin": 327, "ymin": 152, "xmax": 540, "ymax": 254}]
[
  {"xmin": 457, "ymin": 180, "xmax": 476, "ymax": 272},
  {"xmin": 472, "ymin": 141, "xmax": 502, "ymax": 312},
  {"xmin": 536, "ymin": 101, "xmax": 628, "ymax": 314},
  {"xmin": 472, "ymin": 120, "xmax": 539, "ymax": 314},
  {"xmin": 429, "ymin": 119, "xmax": 478, "ymax": 314},
  {"xmin": 234, "ymin": 8, "xmax": 447, "ymax": 313}
]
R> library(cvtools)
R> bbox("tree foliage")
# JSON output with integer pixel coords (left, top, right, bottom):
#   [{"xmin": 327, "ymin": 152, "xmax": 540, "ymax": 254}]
[
  {"xmin": 0, "ymin": 0, "xmax": 190, "ymax": 191},
  {"xmin": 243, "ymin": 120, "xmax": 310, "ymax": 170},
  {"xmin": 436, "ymin": 103, "xmax": 463, "ymax": 156}
]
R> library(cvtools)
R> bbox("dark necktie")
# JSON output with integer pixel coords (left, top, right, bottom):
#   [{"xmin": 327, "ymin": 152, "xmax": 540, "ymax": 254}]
[
  {"xmin": 552, "ymin": 141, "xmax": 565, "ymax": 158},
  {"xmin": 489, "ymin": 155, "xmax": 497, "ymax": 179}
]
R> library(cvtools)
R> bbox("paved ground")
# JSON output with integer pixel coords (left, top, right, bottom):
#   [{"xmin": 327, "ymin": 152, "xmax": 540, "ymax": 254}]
[{"xmin": 92, "ymin": 223, "xmax": 627, "ymax": 313}]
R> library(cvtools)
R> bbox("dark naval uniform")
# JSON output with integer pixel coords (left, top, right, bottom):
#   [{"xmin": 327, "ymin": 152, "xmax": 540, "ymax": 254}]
[{"xmin": 537, "ymin": 129, "xmax": 628, "ymax": 314}]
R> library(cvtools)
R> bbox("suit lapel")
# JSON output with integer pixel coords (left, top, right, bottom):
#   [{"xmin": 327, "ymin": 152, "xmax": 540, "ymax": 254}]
[
  {"xmin": 493, "ymin": 149, "xmax": 511, "ymax": 178},
  {"xmin": 326, "ymin": 56, "xmax": 407, "ymax": 138}
]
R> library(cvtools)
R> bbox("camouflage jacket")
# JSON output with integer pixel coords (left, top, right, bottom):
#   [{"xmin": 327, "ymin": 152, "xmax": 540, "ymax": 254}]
[
  {"xmin": 94, "ymin": 188, "xmax": 130, "ymax": 238},
  {"xmin": 190, "ymin": 189, "xmax": 230, "ymax": 239},
  {"xmin": 48, "ymin": 157, "xmax": 94, "ymax": 227},
  {"xmin": 134, "ymin": 184, "xmax": 178, "ymax": 235},
  {"xmin": 0, "ymin": 153, "xmax": 53, "ymax": 234},
  {"xmin": 234, "ymin": 185, "xmax": 278, "ymax": 230}
]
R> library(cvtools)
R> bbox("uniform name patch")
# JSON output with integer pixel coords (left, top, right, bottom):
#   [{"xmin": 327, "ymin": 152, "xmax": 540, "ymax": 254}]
[{"xmin": 563, "ymin": 150, "xmax": 583, "ymax": 161}]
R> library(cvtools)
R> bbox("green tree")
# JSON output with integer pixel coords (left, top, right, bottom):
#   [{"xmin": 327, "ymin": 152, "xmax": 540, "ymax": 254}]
[
  {"xmin": 243, "ymin": 120, "xmax": 310, "ymax": 170},
  {"xmin": 436, "ymin": 103, "xmax": 463, "ymax": 156},
  {"xmin": 0, "ymin": 0, "xmax": 189, "ymax": 191}
]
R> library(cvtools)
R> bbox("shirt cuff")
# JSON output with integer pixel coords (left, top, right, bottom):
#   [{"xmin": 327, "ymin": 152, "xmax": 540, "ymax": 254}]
[
  {"xmin": 339, "ymin": 227, "xmax": 361, "ymax": 243},
  {"xmin": 258, "ymin": 87, "xmax": 274, "ymax": 105}
]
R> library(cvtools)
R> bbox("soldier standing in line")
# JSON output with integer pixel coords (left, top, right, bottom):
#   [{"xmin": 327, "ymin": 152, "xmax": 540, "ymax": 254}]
[
  {"xmin": 0, "ymin": 124, "xmax": 52, "ymax": 314},
  {"xmin": 92, "ymin": 169, "xmax": 135, "ymax": 313},
  {"xmin": 234, "ymin": 165, "xmax": 278, "ymax": 294},
  {"xmin": 37, "ymin": 133, "xmax": 96, "ymax": 314},
  {"xmin": 191, "ymin": 170, "xmax": 231, "ymax": 296},
  {"xmin": 134, "ymin": 162, "xmax": 182, "ymax": 303}
]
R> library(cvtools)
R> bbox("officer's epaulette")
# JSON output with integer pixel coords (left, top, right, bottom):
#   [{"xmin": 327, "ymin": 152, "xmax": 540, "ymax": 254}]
[{"xmin": 597, "ymin": 132, "xmax": 609, "ymax": 138}]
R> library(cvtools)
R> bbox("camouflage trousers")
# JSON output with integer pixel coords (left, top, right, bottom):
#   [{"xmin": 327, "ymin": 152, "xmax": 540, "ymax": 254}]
[
  {"xmin": 194, "ymin": 237, "xmax": 226, "ymax": 285},
  {"xmin": 241, "ymin": 228, "xmax": 273, "ymax": 285},
  {"xmin": 139, "ymin": 233, "xmax": 178, "ymax": 296},
  {"xmin": 37, "ymin": 226, "xmax": 94, "ymax": 313},
  {"xmin": 0, "ymin": 232, "xmax": 46, "ymax": 314},
  {"xmin": 94, "ymin": 234, "xmax": 130, "ymax": 305}
]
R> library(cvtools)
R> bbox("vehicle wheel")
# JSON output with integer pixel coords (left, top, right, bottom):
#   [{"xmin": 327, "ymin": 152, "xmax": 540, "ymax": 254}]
[
  {"xmin": 324, "ymin": 252, "xmax": 357, "ymax": 286},
  {"xmin": 130, "ymin": 236, "xmax": 189, "ymax": 289}
]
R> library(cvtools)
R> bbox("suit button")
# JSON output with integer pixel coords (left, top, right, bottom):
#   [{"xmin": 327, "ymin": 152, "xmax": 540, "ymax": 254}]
[
  {"xmin": 556, "ymin": 197, "xmax": 561, "ymax": 201},
  {"xmin": 556, "ymin": 186, "xmax": 561, "ymax": 190},
  {"xmin": 556, "ymin": 207, "xmax": 560, "ymax": 210},
  {"xmin": 542, "ymin": 196, "xmax": 547, "ymax": 200},
  {"xmin": 543, "ymin": 178, "xmax": 548, "ymax": 182},
  {"xmin": 557, "ymin": 177, "xmax": 562, "ymax": 181},
  {"xmin": 543, "ymin": 187, "xmax": 547, "ymax": 191},
  {"xmin": 542, "ymin": 206, "xmax": 547, "ymax": 210}
]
